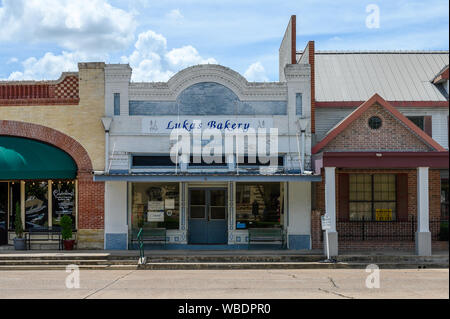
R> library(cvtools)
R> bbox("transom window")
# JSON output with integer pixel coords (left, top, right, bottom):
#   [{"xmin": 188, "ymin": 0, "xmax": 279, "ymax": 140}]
[{"xmin": 349, "ymin": 174, "xmax": 396, "ymax": 221}]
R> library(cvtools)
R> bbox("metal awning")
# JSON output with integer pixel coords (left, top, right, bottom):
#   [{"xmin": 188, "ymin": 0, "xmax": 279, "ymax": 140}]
[
  {"xmin": 93, "ymin": 171, "xmax": 322, "ymax": 182},
  {"xmin": 0, "ymin": 136, "xmax": 77, "ymax": 180}
]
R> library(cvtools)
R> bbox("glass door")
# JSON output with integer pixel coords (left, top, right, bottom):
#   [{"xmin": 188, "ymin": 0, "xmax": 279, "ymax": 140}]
[
  {"xmin": 0, "ymin": 183, "xmax": 8, "ymax": 245},
  {"xmin": 188, "ymin": 188, "xmax": 227, "ymax": 244}
]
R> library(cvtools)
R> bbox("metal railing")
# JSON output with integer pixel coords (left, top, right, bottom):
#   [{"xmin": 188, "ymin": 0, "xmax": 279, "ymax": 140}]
[
  {"xmin": 137, "ymin": 228, "xmax": 146, "ymax": 265},
  {"xmin": 321, "ymin": 216, "xmax": 449, "ymax": 242}
]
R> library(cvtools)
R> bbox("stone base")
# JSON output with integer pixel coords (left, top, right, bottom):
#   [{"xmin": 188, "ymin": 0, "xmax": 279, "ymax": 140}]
[
  {"xmin": 415, "ymin": 231, "xmax": 432, "ymax": 256},
  {"xmin": 105, "ymin": 233, "xmax": 128, "ymax": 250},
  {"xmin": 288, "ymin": 235, "xmax": 311, "ymax": 250},
  {"xmin": 323, "ymin": 231, "xmax": 338, "ymax": 257},
  {"xmin": 77, "ymin": 229, "xmax": 104, "ymax": 249}
]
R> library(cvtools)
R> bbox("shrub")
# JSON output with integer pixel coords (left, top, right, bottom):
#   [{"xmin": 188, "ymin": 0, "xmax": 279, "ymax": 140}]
[{"xmin": 60, "ymin": 215, "xmax": 73, "ymax": 240}]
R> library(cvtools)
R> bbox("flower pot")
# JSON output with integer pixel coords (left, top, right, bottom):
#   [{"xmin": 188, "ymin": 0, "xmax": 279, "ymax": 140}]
[
  {"xmin": 63, "ymin": 240, "xmax": 75, "ymax": 250},
  {"xmin": 14, "ymin": 237, "xmax": 27, "ymax": 250}
]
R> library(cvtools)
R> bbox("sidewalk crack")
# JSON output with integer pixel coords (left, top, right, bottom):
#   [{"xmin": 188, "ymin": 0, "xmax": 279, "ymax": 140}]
[{"xmin": 83, "ymin": 270, "xmax": 135, "ymax": 299}]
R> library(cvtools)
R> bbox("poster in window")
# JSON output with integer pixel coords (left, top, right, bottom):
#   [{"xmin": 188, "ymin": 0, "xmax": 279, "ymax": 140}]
[
  {"xmin": 147, "ymin": 211, "xmax": 164, "ymax": 222},
  {"xmin": 165, "ymin": 198, "xmax": 175, "ymax": 209},
  {"xmin": 148, "ymin": 201, "xmax": 164, "ymax": 211},
  {"xmin": 375, "ymin": 209, "xmax": 392, "ymax": 221}
]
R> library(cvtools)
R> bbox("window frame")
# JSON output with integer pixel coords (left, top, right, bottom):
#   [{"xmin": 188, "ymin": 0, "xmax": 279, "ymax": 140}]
[{"xmin": 348, "ymin": 174, "xmax": 397, "ymax": 221}]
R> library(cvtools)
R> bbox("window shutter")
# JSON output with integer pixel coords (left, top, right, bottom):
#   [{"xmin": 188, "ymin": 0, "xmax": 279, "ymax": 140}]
[
  {"xmin": 396, "ymin": 174, "xmax": 409, "ymax": 221},
  {"xmin": 424, "ymin": 116, "xmax": 432, "ymax": 137},
  {"xmin": 338, "ymin": 173, "xmax": 349, "ymax": 221}
]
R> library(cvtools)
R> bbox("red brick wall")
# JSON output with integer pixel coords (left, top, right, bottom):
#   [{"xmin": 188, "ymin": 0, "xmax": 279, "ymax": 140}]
[
  {"xmin": 0, "ymin": 120, "xmax": 104, "ymax": 230},
  {"xmin": 323, "ymin": 104, "xmax": 433, "ymax": 152},
  {"xmin": 311, "ymin": 168, "xmax": 443, "ymax": 250},
  {"xmin": 77, "ymin": 172, "xmax": 104, "ymax": 229}
]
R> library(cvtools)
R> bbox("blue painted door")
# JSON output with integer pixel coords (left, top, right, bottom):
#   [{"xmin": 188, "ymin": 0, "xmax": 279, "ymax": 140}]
[{"xmin": 189, "ymin": 189, "xmax": 227, "ymax": 244}]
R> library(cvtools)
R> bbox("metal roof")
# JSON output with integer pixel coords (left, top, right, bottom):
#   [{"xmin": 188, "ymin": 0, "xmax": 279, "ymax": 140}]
[{"xmin": 311, "ymin": 51, "xmax": 449, "ymax": 102}]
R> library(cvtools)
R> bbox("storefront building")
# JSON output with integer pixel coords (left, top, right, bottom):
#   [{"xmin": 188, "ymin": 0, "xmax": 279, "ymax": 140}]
[
  {"xmin": 0, "ymin": 63, "xmax": 106, "ymax": 249},
  {"xmin": 94, "ymin": 21, "xmax": 321, "ymax": 249}
]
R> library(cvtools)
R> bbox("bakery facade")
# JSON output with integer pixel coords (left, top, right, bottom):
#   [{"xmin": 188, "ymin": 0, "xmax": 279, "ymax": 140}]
[{"xmin": 1, "ymin": 16, "xmax": 448, "ymax": 255}]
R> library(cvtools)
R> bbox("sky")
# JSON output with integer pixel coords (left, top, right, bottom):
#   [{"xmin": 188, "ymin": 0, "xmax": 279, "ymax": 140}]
[{"xmin": 0, "ymin": 0, "xmax": 448, "ymax": 82}]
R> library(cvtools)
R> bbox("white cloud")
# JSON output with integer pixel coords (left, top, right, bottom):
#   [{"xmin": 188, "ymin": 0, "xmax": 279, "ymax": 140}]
[
  {"xmin": 7, "ymin": 57, "xmax": 19, "ymax": 64},
  {"xmin": 244, "ymin": 62, "xmax": 269, "ymax": 82},
  {"xmin": 123, "ymin": 30, "xmax": 217, "ymax": 82},
  {"xmin": 165, "ymin": 46, "xmax": 217, "ymax": 69},
  {"xmin": 6, "ymin": 51, "xmax": 106, "ymax": 81},
  {"xmin": 0, "ymin": 0, "xmax": 136, "ymax": 53},
  {"xmin": 166, "ymin": 9, "xmax": 184, "ymax": 21}
]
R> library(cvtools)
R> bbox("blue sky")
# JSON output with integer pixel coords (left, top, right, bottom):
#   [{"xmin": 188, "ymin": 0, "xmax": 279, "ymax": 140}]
[{"xmin": 0, "ymin": 0, "xmax": 448, "ymax": 82}]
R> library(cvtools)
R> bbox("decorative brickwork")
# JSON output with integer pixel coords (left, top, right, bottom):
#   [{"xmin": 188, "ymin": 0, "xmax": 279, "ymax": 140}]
[
  {"xmin": 323, "ymin": 104, "xmax": 433, "ymax": 152},
  {"xmin": 0, "ymin": 74, "xmax": 79, "ymax": 106}
]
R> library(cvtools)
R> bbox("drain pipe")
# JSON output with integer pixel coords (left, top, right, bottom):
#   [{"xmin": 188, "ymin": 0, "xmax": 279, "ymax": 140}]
[
  {"xmin": 101, "ymin": 117, "xmax": 113, "ymax": 174},
  {"xmin": 296, "ymin": 118, "xmax": 309, "ymax": 174}
]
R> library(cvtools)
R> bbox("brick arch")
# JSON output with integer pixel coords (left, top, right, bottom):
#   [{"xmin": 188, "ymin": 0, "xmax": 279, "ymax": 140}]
[{"xmin": 0, "ymin": 120, "xmax": 93, "ymax": 174}]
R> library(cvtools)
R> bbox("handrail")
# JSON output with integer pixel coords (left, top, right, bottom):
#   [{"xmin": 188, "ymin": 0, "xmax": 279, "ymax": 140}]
[{"xmin": 137, "ymin": 228, "xmax": 146, "ymax": 265}]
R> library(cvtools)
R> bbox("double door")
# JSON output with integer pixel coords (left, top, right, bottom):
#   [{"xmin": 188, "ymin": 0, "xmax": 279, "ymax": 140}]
[{"xmin": 188, "ymin": 188, "xmax": 227, "ymax": 244}]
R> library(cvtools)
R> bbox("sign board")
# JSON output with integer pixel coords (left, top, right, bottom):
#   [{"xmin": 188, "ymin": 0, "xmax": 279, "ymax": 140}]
[
  {"xmin": 165, "ymin": 198, "xmax": 175, "ymax": 209},
  {"xmin": 148, "ymin": 201, "xmax": 164, "ymax": 211},
  {"xmin": 142, "ymin": 117, "xmax": 274, "ymax": 134},
  {"xmin": 375, "ymin": 209, "xmax": 393, "ymax": 221},
  {"xmin": 321, "ymin": 214, "xmax": 331, "ymax": 231},
  {"xmin": 147, "ymin": 211, "xmax": 164, "ymax": 222}
]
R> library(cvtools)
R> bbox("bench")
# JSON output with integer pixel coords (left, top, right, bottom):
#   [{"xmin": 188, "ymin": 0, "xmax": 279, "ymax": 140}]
[
  {"xmin": 25, "ymin": 228, "xmax": 63, "ymax": 250},
  {"xmin": 248, "ymin": 228, "xmax": 285, "ymax": 247},
  {"xmin": 131, "ymin": 227, "xmax": 167, "ymax": 246}
]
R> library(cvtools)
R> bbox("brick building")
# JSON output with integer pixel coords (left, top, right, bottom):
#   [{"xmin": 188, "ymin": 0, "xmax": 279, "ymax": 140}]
[{"xmin": 0, "ymin": 63, "xmax": 106, "ymax": 249}]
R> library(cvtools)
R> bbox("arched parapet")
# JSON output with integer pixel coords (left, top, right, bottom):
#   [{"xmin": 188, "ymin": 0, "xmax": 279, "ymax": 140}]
[{"xmin": 129, "ymin": 64, "xmax": 287, "ymax": 102}]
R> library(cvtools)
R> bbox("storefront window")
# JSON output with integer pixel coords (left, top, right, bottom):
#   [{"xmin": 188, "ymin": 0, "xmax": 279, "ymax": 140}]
[
  {"xmin": 131, "ymin": 183, "xmax": 180, "ymax": 231},
  {"xmin": 349, "ymin": 174, "xmax": 397, "ymax": 221},
  {"xmin": 25, "ymin": 181, "xmax": 48, "ymax": 229},
  {"xmin": 52, "ymin": 181, "xmax": 76, "ymax": 229},
  {"xmin": 236, "ymin": 183, "xmax": 283, "ymax": 229}
]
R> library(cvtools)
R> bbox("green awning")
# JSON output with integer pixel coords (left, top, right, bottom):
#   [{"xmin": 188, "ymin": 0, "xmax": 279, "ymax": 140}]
[{"xmin": 0, "ymin": 136, "xmax": 77, "ymax": 180}]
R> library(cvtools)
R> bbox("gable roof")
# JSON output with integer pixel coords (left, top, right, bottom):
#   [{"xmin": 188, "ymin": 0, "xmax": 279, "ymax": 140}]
[
  {"xmin": 311, "ymin": 93, "xmax": 447, "ymax": 154},
  {"xmin": 311, "ymin": 51, "xmax": 449, "ymax": 102},
  {"xmin": 433, "ymin": 65, "xmax": 449, "ymax": 84}
]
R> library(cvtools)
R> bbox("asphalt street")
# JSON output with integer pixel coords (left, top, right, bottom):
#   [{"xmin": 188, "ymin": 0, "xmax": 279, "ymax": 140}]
[{"xmin": 0, "ymin": 268, "xmax": 448, "ymax": 299}]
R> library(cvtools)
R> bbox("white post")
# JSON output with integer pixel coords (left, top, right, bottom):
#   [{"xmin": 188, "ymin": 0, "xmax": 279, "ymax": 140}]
[
  {"xmin": 324, "ymin": 167, "xmax": 338, "ymax": 256},
  {"xmin": 416, "ymin": 167, "xmax": 431, "ymax": 256}
]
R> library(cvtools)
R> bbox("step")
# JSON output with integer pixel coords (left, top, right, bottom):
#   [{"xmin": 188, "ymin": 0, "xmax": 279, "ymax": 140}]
[{"xmin": 0, "ymin": 259, "xmax": 138, "ymax": 266}]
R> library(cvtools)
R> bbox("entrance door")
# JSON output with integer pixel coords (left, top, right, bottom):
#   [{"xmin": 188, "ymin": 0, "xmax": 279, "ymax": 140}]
[
  {"xmin": 0, "ymin": 183, "xmax": 8, "ymax": 245},
  {"xmin": 189, "ymin": 188, "xmax": 227, "ymax": 244}
]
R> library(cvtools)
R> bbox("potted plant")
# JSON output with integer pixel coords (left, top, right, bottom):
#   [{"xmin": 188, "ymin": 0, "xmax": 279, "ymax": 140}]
[
  {"xmin": 13, "ymin": 202, "xmax": 26, "ymax": 250},
  {"xmin": 60, "ymin": 215, "xmax": 75, "ymax": 250}
]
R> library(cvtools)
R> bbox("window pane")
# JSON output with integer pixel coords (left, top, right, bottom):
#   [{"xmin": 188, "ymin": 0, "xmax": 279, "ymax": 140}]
[
  {"xmin": 52, "ymin": 180, "xmax": 76, "ymax": 229},
  {"xmin": 190, "ymin": 206, "xmax": 205, "ymax": 219},
  {"xmin": 210, "ymin": 207, "xmax": 226, "ymax": 220},
  {"xmin": 25, "ymin": 181, "xmax": 48, "ymax": 230},
  {"xmin": 210, "ymin": 190, "xmax": 225, "ymax": 206},
  {"xmin": 131, "ymin": 183, "xmax": 180, "ymax": 232},
  {"xmin": 191, "ymin": 190, "xmax": 205, "ymax": 205},
  {"xmin": 236, "ymin": 183, "xmax": 281, "ymax": 229}
]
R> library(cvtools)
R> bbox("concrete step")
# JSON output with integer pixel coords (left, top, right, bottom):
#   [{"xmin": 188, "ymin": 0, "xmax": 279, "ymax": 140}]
[{"xmin": 0, "ymin": 259, "xmax": 138, "ymax": 266}]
